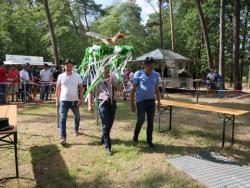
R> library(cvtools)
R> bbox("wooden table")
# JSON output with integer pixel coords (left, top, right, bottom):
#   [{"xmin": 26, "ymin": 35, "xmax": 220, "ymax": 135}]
[
  {"xmin": 159, "ymin": 100, "xmax": 249, "ymax": 148},
  {"xmin": 0, "ymin": 105, "xmax": 18, "ymax": 179}
]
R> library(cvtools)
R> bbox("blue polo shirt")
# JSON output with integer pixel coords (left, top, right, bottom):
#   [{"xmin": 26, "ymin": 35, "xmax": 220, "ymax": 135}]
[{"xmin": 132, "ymin": 70, "xmax": 159, "ymax": 103}]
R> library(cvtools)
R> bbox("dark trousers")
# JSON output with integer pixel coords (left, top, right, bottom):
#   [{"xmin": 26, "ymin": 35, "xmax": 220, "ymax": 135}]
[
  {"xmin": 0, "ymin": 84, "xmax": 6, "ymax": 104},
  {"xmin": 134, "ymin": 99, "xmax": 156, "ymax": 143},
  {"xmin": 21, "ymin": 83, "xmax": 30, "ymax": 102},
  {"xmin": 59, "ymin": 101, "xmax": 80, "ymax": 139},
  {"xmin": 41, "ymin": 83, "xmax": 50, "ymax": 101},
  {"xmin": 99, "ymin": 100, "xmax": 116, "ymax": 149}
]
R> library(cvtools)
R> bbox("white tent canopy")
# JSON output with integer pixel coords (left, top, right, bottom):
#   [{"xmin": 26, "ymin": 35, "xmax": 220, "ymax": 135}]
[
  {"xmin": 134, "ymin": 49, "xmax": 190, "ymax": 62},
  {"xmin": 4, "ymin": 54, "xmax": 55, "ymax": 66}
]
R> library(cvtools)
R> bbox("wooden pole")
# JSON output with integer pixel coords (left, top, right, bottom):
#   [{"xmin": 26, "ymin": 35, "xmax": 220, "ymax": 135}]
[
  {"xmin": 219, "ymin": 0, "xmax": 225, "ymax": 78},
  {"xmin": 159, "ymin": 0, "xmax": 164, "ymax": 49},
  {"xmin": 169, "ymin": 0, "xmax": 175, "ymax": 51}
]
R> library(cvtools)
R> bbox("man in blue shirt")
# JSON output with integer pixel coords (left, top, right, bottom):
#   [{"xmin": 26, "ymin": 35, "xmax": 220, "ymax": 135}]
[{"xmin": 130, "ymin": 57, "xmax": 161, "ymax": 147}]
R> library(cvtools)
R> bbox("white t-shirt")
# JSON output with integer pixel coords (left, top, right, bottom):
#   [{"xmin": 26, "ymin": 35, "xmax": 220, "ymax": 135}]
[
  {"xmin": 40, "ymin": 69, "xmax": 52, "ymax": 82},
  {"xmin": 19, "ymin": 69, "xmax": 30, "ymax": 82},
  {"xmin": 57, "ymin": 72, "xmax": 82, "ymax": 101}
]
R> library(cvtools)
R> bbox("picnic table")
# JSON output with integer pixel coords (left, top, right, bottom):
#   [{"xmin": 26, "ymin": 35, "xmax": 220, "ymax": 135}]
[
  {"xmin": 0, "ymin": 105, "xmax": 19, "ymax": 179},
  {"xmin": 159, "ymin": 100, "xmax": 249, "ymax": 148}
]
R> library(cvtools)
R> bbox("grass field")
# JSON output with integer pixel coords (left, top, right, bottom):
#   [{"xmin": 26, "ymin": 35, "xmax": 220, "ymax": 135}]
[{"xmin": 0, "ymin": 96, "xmax": 250, "ymax": 188}]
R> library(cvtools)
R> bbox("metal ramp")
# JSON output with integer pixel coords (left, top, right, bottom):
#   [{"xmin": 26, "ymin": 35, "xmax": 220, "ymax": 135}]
[{"xmin": 167, "ymin": 152, "xmax": 250, "ymax": 188}]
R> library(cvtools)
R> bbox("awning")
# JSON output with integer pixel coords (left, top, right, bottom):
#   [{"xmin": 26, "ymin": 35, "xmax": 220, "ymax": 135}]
[
  {"xmin": 4, "ymin": 54, "xmax": 56, "ymax": 66},
  {"xmin": 131, "ymin": 49, "xmax": 190, "ymax": 62}
]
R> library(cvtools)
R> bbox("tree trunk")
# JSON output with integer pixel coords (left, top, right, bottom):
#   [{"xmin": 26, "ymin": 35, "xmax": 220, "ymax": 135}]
[
  {"xmin": 240, "ymin": 5, "xmax": 249, "ymax": 82},
  {"xmin": 219, "ymin": 0, "xmax": 225, "ymax": 78},
  {"xmin": 159, "ymin": 0, "xmax": 164, "ymax": 49},
  {"xmin": 83, "ymin": 1, "xmax": 89, "ymax": 31},
  {"xmin": 232, "ymin": 0, "xmax": 241, "ymax": 90},
  {"xmin": 43, "ymin": 0, "xmax": 60, "ymax": 66},
  {"xmin": 195, "ymin": 0, "xmax": 213, "ymax": 69},
  {"xmin": 169, "ymin": 0, "xmax": 175, "ymax": 51}
]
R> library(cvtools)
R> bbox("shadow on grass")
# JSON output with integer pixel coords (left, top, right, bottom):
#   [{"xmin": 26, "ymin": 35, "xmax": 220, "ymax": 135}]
[
  {"xmin": 30, "ymin": 144, "xmax": 111, "ymax": 188},
  {"xmin": 87, "ymin": 137, "xmax": 250, "ymax": 165},
  {"xmin": 30, "ymin": 145, "xmax": 77, "ymax": 188},
  {"xmin": 129, "ymin": 171, "xmax": 168, "ymax": 188}
]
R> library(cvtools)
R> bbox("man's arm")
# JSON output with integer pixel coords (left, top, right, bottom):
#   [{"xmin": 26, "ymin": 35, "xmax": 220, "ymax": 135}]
[
  {"xmin": 130, "ymin": 85, "xmax": 137, "ymax": 112},
  {"xmin": 55, "ymin": 84, "xmax": 61, "ymax": 105},
  {"xmin": 78, "ymin": 84, "xmax": 85, "ymax": 106}
]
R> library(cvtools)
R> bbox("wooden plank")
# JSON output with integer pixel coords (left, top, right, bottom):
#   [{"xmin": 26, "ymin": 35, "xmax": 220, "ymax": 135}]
[
  {"xmin": 161, "ymin": 100, "xmax": 249, "ymax": 116},
  {"xmin": 0, "ymin": 105, "xmax": 17, "ymax": 126}
]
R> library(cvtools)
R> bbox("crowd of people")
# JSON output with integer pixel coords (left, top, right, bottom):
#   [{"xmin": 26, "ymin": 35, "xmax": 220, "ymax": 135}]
[
  {"xmin": 206, "ymin": 69, "xmax": 224, "ymax": 98},
  {"xmin": 0, "ymin": 61, "xmax": 61, "ymax": 104},
  {"xmin": 56, "ymin": 57, "xmax": 161, "ymax": 155}
]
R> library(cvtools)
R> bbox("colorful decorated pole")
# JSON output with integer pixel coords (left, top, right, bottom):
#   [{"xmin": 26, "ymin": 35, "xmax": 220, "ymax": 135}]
[{"xmin": 78, "ymin": 32, "xmax": 133, "ymax": 126}]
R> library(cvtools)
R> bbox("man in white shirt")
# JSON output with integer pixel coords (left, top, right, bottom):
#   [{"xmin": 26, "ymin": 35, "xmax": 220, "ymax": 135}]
[
  {"xmin": 40, "ymin": 64, "xmax": 52, "ymax": 101},
  {"xmin": 56, "ymin": 59, "xmax": 84, "ymax": 145},
  {"xmin": 19, "ymin": 65, "xmax": 30, "ymax": 102},
  {"xmin": 19, "ymin": 65, "xmax": 30, "ymax": 82}
]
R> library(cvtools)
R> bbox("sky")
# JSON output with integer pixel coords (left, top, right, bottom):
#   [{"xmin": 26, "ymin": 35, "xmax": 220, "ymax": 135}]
[{"xmin": 94, "ymin": 0, "xmax": 158, "ymax": 24}]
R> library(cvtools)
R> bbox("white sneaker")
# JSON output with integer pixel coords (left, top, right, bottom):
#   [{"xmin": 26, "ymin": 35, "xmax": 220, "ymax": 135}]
[
  {"xmin": 60, "ymin": 138, "xmax": 66, "ymax": 145},
  {"xmin": 74, "ymin": 130, "xmax": 79, "ymax": 137}
]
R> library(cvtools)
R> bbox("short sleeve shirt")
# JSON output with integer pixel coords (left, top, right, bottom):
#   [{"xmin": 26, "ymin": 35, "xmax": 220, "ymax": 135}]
[
  {"xmin": 98, "ymin": 74, "xmax": 118, "ymax": 101},
  {"xmin": 57, "ymin": 72, "xmax": 82, "ymax": 101},
  {"xmin": 132, "ymin": 70, "xmax": 159, "ymax": 103},
  {"xmin": 19, "ymin": 69, "xmax": 30, "ymax": 82},
  {"xmin": 8, "ymin": 69, "xmax": 19, "ymax": 83},
  {"xmin": 0, "ymin": 67, "xmax": 7, "ymax": 83},
  {"xmin": 40, "ymin": 69, "xmax": 52, "ymax": 82}
]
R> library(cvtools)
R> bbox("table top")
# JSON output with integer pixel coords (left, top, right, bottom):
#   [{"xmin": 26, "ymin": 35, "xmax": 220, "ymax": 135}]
[
  {"xmin": 161, "ymin": 100, "xmax": 249, "ymax": 116},
  {"xmin": 0, "ymin": 126, "xmax": 17, "ymax": 135}
]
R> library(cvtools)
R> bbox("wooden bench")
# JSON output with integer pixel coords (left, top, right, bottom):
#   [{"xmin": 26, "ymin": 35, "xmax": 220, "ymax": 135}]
[
  {"xmin": 0, "ymin": 105, "xmax": 18, "ymax": 179},
  {"xmin": 159, "ymin": 100, "xmax": 249, "ymax": 148}
]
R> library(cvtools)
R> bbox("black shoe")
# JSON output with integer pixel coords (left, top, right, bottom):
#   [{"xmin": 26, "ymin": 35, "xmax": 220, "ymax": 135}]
[
  {"xmin": 148, "ymin": 142, "xmax": 155, "ymax": 148},
  {"xmin": 106, "ymin": 148, "xmax": 112, "ymax": 156},
  {"xmin": 133, "ymin": 137, "xmax": 138, "ymax": 143}
]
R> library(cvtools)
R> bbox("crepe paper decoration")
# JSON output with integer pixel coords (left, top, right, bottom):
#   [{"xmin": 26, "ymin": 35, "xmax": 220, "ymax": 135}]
[{"xmin": 77, "ymin": 44, "xmax": 133, "ymax": 98}]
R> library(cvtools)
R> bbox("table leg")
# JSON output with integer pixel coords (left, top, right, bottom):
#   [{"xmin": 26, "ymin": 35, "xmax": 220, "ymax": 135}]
[
  {"xmin": 222, "ymin": 114, "xmax": 226, "ymax": 149},
  {"xmin": 158, "ymin": 106, "xmax": 173, "ymax": 133},
  {"xmin": 168, "ymin": 106, "xmax": 173, "ymax": 131},
  {"xmin": 14, "ymin": 132, "xmax": 19, "ymax": 178},
  {"xmin": 231, "ymin": 115, "xmax": 235, "ymax": 146}
]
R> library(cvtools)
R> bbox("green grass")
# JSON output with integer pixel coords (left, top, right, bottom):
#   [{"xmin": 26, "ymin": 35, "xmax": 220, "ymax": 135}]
[{"xmin": 1, "ymin": 99, "xmax": 250, "ymax": 187}]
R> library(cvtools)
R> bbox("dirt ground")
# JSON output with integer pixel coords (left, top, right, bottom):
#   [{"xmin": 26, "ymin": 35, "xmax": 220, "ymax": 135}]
[{"xmin": 0, "ymin": 94, "xmax": 249, "ymax": 188}]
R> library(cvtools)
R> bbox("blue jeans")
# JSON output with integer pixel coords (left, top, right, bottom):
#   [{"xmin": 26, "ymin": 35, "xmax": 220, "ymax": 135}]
[
  {"xmin": 41, "ymin": 83, "xmax": 50, "ymax": 101},
  {"xmin": 99, "ymin": 100, "xmax": 117, "ymax": 149},
  {"xmin": 134, "ymin": 99, "xmax": 155, "ymax": 143},
  {"xmin": 0, "ymin": 84, "xmax": 6, "ymax": 104},
  {"xmin": 217, "ymin": 83, "xmax": 224, "ymax": 98},
  {"xmin": 59, "ymin": 101, "xmax": 80, "ymax": 139}
]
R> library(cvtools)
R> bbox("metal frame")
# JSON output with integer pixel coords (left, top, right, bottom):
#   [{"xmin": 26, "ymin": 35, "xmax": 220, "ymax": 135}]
[
  {"xmin": 158, "ymin": 105, "xmax": 236, "ymax": 148},
  {"xmin": 0, "ymin": 131, "xmax": 19, "ymax": 178},
  {"xmin": 219, "ymin": 114, "xmax": 235, "ymax": 148},
  {"xmin": 158, "ymin": 106, "xmax": 172, "ymax": 133}
]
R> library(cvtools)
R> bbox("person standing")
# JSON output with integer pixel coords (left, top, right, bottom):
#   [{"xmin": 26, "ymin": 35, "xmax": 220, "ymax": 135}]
[
  {"xmin": 56, "ymin": 59, "xmax": 84, "ymax": 145},
  {"xmin": 40, "ymin": 64, "xmax": 52, "ymax": 101},
  {"xmin": 26, "ymin": 63, "xmax": 33, "ymax": 101},
  {"xmin": 8, "ymin": 65, "xmax": 19, "ymax": 102},
  {"xmin": 97, "ymin": 70, "xmax": 118, "ymax": 155},
  {"xmin": 32, "ymin": 66, "xmax": 40, "ymax": 100},
  {"xmin": 53, "ymin": 66, "xmax": 61, "ymax": 82},
  {"xmin": 130, "ymin": 57, "xmax": 161, "ymax": 147},
  {"xmin": 214, "ymin": 69, "xmax": 224, "ymax": 98},
  {"xmin": 0, "ymin": 61, "xmax": 8, "ymax": 104},
  {"xmin": 19, "ymin": 65, "xmax": 30, "ymax": 102}
]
